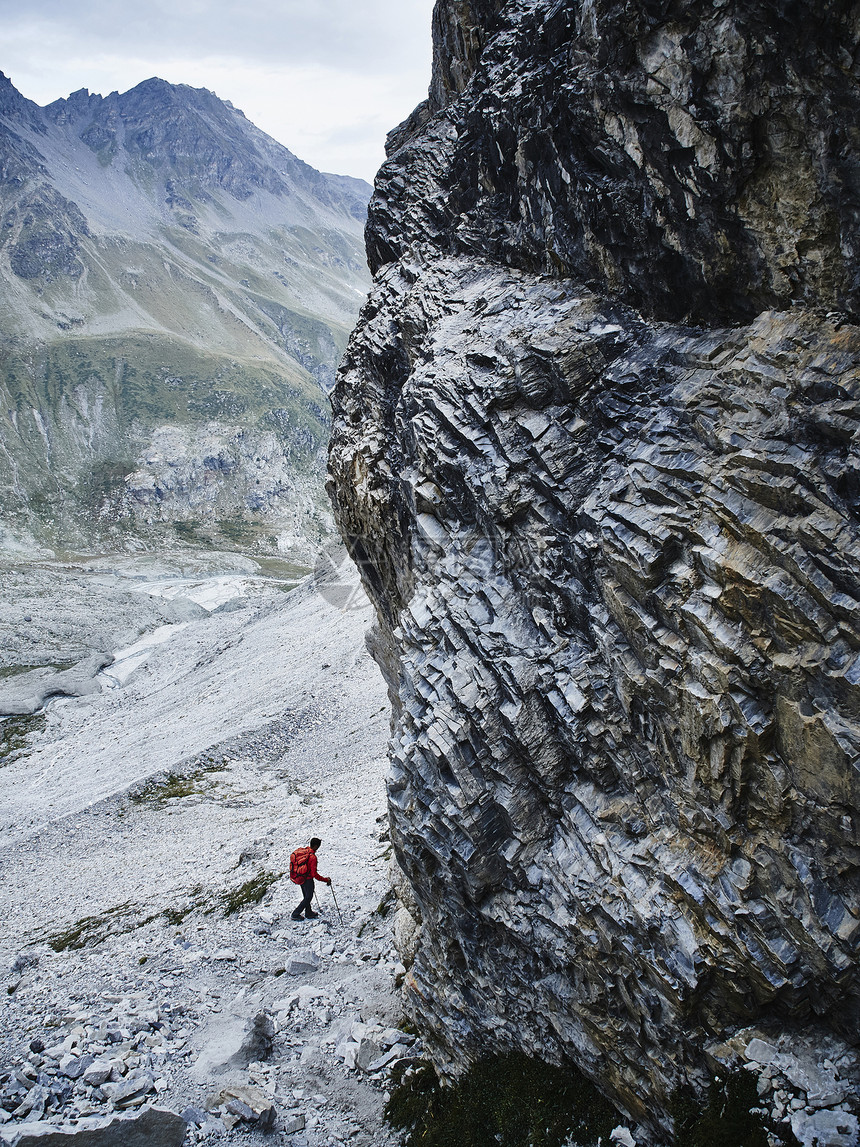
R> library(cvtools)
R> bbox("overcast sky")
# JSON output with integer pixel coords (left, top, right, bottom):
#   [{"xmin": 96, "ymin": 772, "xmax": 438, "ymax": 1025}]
[{"xmin": 0, "ymin": 0, "xmax": 437, "ymax": 183}]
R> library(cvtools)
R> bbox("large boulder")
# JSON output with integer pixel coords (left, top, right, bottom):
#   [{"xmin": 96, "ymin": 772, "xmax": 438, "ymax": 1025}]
[
  {"xmin": 0, "ymin": 1106, "xmax": 186, "ymax": 1146},
  {"xmin": 329, "ymin": 0, "xmax": 860, "ymax": 1138}
]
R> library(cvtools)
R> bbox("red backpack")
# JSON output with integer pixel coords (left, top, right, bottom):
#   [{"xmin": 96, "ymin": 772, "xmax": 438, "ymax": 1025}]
[{"xmin": 290, "ymin": 847, "xmax": 314, "ymax": 884}]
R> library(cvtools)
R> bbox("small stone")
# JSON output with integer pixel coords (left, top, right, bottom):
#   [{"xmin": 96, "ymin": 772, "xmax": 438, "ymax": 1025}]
[
  {"xmin": 225, "ymin": 1099, "xmax": 255, "ymax": 1121},
  {"xmin": 808, "ymin": 1090, "xmax": 848, "ymax": 1109},
  {"xmin": 610, "ymin": 1130, "xmax": 637, "ymax": 1147},
  {"xmin": 206, "ymin": 1085, "xmax": 275, "ymax": 1132},
  {"xmin": 335, "ymin": 1040, "xmax": 359, "ymax": 1070},
  {"xmin": 356, "ymin": 1039, "xmax": 382, "ymax": 1072},
  {"xmin": 286, "ymin": 950, "xmax": 320, "ymax": 976},
  {"xmin": 283, "ymin": 1114, "xmax": 306, "ymax": 1134},
  {"xmin": 233, "ymin": 1012, "xmax": 275, "ymax": 1066},
  {"xmin": 82, "ymin": 1063, "xmax": 112, "ymax": 1087},
  {"xmin": 110, "ymin": 1070, "xmax": 155, "ymax": 1108},
  {"xmin": 745, "ymin": 1039, "xmax": 779, "ymax": 1066},
  {"xmin": 59, "ymin": 1055, "xmax": 94, "ymax": 1081}
]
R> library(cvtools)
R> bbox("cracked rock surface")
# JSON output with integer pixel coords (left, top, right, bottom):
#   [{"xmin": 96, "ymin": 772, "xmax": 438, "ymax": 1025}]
[{"xmin": 329, "ymin": 0, "xmax": 860, "ymax": 1139}]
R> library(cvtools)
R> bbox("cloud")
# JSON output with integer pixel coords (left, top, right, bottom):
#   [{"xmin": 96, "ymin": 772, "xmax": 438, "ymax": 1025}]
[{"xmin": 0, "ymin": 0, "xmax": 436, "ymax": 180}]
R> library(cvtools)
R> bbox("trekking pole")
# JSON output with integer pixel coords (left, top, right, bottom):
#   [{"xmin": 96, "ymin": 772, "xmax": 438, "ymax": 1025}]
[{"xmin": 329, "ymin": 882, "xmax": 344, "ymax": 926}]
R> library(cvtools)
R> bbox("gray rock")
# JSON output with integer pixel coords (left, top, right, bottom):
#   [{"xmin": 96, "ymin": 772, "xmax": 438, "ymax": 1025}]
[
  {"xmin": 282, "ymin": 1114, "xmax": 305, "ymax": 1134},
  {"xmin": 231, "ymin": 1012, "xmax": 275, "ymax": 1067},
  {"xmin": 745, "ymin": 1039, "xmax": 779, "ymax": 1066},
  {"xmin": 107, "ymin": 1070, "xmax": 154, "ymax": 1109},
  {"xmin": 0, "ymin": 1105, "xmax": 186, "ymax": 1145},
  {"xmin": 285, "ymin": 950, "xmax": 320, "ymax": 976},
  {"xmin": 58, "ymin": 1056, "xmax": 93, "ymax": 1081},
  {"xmin": 367, "ymin": 1046, "xmax": 405, "ymax": 1073},
  {"xmin": 790, "ymin": 1108, "xmax": 860, "ymax": 1147},
  {"xmin": 328, "ymin": 0, "xmax": 860, "ymax": 1137},
  {"xmin": 206, "ymin": 1086, "xmax": 275, "ymax": 1133},
  {"xmin": 355, "ymin": 1039, "xmax": 382, "ymax": 1073},
  {"xmin": 81, "ymin": 1065, "xmax": 112, "ymax": 1088}
]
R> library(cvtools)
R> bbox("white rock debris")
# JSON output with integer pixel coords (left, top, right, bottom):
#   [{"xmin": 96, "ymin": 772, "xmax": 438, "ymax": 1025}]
[{"xmin": 0, "ymin": 562, "xmax": 411, "ymax": 1146}]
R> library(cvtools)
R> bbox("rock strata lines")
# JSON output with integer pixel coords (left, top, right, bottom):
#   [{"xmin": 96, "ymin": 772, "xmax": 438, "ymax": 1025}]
[{"xmin": 329, "ymin": 0, "xmax": 860, "ymax": 1138}]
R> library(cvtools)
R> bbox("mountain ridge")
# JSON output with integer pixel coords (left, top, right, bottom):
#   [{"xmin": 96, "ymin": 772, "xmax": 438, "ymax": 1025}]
[{"xmin": 0, "ymin": 71, "xmax": 371, "ymax": 559}]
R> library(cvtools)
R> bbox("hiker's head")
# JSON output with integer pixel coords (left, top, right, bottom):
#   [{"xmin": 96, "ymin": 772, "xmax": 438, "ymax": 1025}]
[{"xmin": 310, "ymin": 837, "xmax": 322, "ymax": 851}]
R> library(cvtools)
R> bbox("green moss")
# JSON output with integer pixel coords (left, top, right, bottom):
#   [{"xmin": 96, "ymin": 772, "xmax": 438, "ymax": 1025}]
[
  {"xmin": 385, "ymin": 1053, "xmax": 620, "ymax": 1147},
  {"xmin": 0, "ymin": 662, "xmax": 76, "ymax": 678},
  {"xmin": 86, "ymin": 459, "xmax": 134, "ymax": 509},
  {"xmin": 163, "ymin": 906, "xmax": 192, "ymax": 926},
  {"xmin": 375, "ymin": 889, "xmax": 396, "ymax": 917},
  {"xmin": 217, "ymin": 515, "xmax": 259, "ymax": 545},
  {"xmin": 218, "ymin": 870, "xmax": 284, "ymax": 916},
  {"xmin": 172, "ymin": 519, "xmax": 205, "ymax": 543},
  {"xmin": 672, "ymin": 1070, "xmax": 801, "ymax": 1147},
  {"xmin": 0, "ymin": 714, "xmax": 46, "ymax": 764},
  {"xmin": 47, "ymin": 902, "xmax": 148, "ymax": 952}
]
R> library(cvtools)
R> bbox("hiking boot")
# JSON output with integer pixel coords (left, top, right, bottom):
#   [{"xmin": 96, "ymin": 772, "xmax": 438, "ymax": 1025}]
[
  {"xmin": 291, "ymin": 910, "xmax": 304, "ymax": 921},
  {"xmin": 304, "ymin": 910, "xmax": 319, "ymax": 918}
]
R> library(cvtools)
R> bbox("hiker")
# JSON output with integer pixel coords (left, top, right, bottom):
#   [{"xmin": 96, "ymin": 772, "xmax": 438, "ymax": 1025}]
[{"xmin": 290, "ymin": 837, "xmax": 331, "ymax": 920}]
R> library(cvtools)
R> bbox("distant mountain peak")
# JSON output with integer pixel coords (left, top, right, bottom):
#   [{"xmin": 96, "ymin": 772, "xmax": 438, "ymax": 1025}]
[{"xmin": 0, "ymin": 69, "xmax": 371, "ymax": 560}]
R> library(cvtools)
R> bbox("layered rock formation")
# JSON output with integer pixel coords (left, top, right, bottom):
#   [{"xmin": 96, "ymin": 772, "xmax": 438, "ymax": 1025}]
[
  {"xmin": 0, "ymin": 74, "xmax": 370, "ymax": 559},
  {"xmin": 329, "ymin": 0, "xmax": 860, "ymax": 1139}
]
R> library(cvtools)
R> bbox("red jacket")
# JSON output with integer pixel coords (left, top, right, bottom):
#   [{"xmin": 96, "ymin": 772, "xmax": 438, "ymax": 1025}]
[{"xmin": 290, "ymin": 847, "xmax": 329, "ymax": 884}]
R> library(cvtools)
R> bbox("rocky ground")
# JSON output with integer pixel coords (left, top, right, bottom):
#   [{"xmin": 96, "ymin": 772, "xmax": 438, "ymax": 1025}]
[{"xmin": 0, "ymin": 555, "xmax": 414, "ymax": 1145}]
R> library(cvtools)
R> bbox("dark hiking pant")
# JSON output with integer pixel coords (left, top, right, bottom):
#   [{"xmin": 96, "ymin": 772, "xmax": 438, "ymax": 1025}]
[{"xmin": 292, "ymin": 879, "xmax": 315, "ymax": 918}]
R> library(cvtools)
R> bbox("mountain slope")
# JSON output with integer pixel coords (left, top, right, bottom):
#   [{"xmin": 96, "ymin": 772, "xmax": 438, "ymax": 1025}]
[{"xmin": 0, "ymin": 73, "xmax": 371, "ymax": 558}]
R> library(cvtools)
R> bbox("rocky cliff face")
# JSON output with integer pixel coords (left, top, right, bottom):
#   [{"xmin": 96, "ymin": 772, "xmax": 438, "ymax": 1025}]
[
  {"xmin": 329, "ymin": 1, "xmax": 860, "ymax": 1139},
  {"xmin": 0, "ymin": 74, "xmax": 370, "ymax": 559}
]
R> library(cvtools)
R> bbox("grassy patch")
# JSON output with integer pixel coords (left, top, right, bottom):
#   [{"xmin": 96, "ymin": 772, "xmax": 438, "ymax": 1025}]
[
  {"xmin": 172, "ymin": 519, "xmax": 205, "ymax": 544},
  {"xmin": 129, "ymin": 762, "xmax": 226, "ymax": 805},
  {"xmin": 385, "ymin": 1053, "xmax": 620, "ymax": 1147},
  {"xmin": 0, "ymin": 665, "xmax": 38, "ymax": 680},
  {"xmin": 162, "ymin": 889, "xmax": 205, "ymax": 926},
  {"xmin": 158, "ymin": 871, "xmax": 284, "ymax": 921},
  {"xmin": 0, "ymin": 714, "xmax": 47, "ymax": 764},
  {"xmin": 218, "ymin": 870, "xmax": 284, "ymax": 916},
  {"xmin": 375, "ymin": 889, "xmax": 396, "ymax": 918},
  {"xmin": 672, "ymin": 1070, "xmax": 801, "ymax": 1147},
  {"xmin": 0, "ymin": 661, "xmax": 77, "ymax": 678},
  {"xmin": 47, "ymin": 903, "xmax": 155, "ymax": 952},
  {"xmin": 43, "ymin": 867, "xmax": 280, "ymax": 951},
  {"xmin": 217, "ymin": 515, "xmax": 259, "ymax": 545}
]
